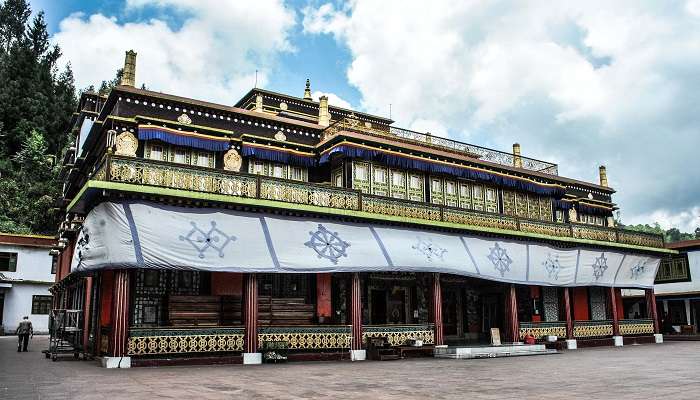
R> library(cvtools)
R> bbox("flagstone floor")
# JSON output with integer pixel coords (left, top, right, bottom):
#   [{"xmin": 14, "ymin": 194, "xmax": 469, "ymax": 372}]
[{"xmin": 1, "ymin": 335, "xmax": 699, "ymax": 400}]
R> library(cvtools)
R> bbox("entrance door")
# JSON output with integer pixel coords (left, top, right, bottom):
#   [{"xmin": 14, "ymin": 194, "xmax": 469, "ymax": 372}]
[
  {"xmin": 482, "ymin": 294, "xmax": 500, "ymax": 335},
  {"xmin": 370, "ymin": 289, "xmax": 387, "ymax": 324},
  {"xmin": 442, "ymin": 287, "xmax": 462, "ymax": 337}
]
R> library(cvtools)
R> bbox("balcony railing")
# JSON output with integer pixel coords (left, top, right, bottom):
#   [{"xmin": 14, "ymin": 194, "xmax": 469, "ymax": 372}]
[
  {"xmin": 573, "ymin": 320, "xmax": 614, "ymax": 338},
  {"xmin": 95, "ymin": 155, "xmax": 665, "ymax": 249},
  {"xmin": 257, "ymin": 325, "xmax": 352, "ymax": 350},
  {"xmin": 324, "ymin": 118, "xmax": 559, "ymax": 175}
]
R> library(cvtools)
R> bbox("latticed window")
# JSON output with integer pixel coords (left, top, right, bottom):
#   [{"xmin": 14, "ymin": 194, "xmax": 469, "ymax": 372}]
[
  {"xmin": 31, "ymin": 295, "xmax": 52, "ymax": 314},
  {"xmin": 0, "ymin": 252, "xmax": 17, "ymax": 272}
]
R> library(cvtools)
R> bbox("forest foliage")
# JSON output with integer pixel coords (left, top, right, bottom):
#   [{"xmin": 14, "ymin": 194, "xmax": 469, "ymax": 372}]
[{"xmin": 0, "ymin": 0, "xmax": 76, "ymax": 234}]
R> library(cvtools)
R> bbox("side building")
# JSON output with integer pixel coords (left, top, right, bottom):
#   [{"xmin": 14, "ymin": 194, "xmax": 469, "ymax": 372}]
[
  {"xmin": 51, "ymin": 51, "xmax": 672, "ymax": 367},
  {"xmin": 0, "ymin": 234, "xmax": 56, "ymax": 334},
  {"xmin": 624, "ymin": 240, "xmax": 700, "ymax": 335}
]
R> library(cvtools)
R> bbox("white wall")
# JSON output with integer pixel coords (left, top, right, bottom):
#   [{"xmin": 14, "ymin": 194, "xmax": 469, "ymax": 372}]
[
  {"xmin": 654, "ymin": 250, "xmax": 700, "ymax": 295},
  {"xmin": 2, "ymin": 283, "xmax": 51, "ymax": 334},
  {"xmin": 1, "ymin": 243, "xmax": 55, "ymax": 334},
  {"xmin": 1, "ymin": 243, "xmax": 55, "ymax": 282}
]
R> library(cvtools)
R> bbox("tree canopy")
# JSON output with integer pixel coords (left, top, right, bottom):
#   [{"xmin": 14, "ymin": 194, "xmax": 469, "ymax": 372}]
[{"xmin": 0, "ymin": 0, "xmax": 76, "ymax": 234}]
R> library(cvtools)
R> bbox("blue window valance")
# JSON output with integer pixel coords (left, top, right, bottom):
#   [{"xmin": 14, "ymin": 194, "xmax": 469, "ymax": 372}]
[
  {"xmin": 138, "ymin": 125, "xmax": 230, "ymax": 152},
  {"xmin": 576, "ymin": 202, "xmax": 613, "ymax": 217},
  {"xmin": 242, "ymin": 143, "xmax": 317, "ymax": 167},
  {"xmin": 320, "ymin": 143, "xmax": 565, "ymax": 197}
]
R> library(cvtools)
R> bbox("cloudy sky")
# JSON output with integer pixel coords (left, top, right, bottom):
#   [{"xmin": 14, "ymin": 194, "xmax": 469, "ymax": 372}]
[{"xmin": 32, "ymin": 0, "xmax": 700, "ymax": 232}]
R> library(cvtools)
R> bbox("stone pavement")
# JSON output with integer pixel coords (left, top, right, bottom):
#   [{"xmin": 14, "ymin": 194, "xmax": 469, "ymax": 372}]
[{"xmin": 1, "ymin": 335, "xmax": 699, "ymax": 400}]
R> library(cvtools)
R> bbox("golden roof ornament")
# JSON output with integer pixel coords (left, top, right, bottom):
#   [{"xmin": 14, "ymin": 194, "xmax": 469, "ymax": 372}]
[
  {"xmin": 223, "ymin": 149, "xmax": 242, "ymax": 172},
  {"xmin": 303, "ymin": 79, "xmax": 312, "ymax": 101},
  {"xmin": 177, "ymin": 113, "xmax": 192, "ymax": 125}
]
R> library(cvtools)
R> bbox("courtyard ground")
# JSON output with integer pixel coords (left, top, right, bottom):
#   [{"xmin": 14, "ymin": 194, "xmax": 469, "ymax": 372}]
[{"xmin": 1, "ymin": 335, "xmax": 698, "ymax": 400}]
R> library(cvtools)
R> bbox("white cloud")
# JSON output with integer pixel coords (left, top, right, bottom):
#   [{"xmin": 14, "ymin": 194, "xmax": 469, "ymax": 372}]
[
  {"xmin": 311, "ymin": 90, "xmax": 352, "ymax": 109},
  {"xmin": 304, "ymin": 1, "xmax": 700, "ymax": 231},
  {"xmin": 627, "ymin": 207, "xmax": 700, "ymax": 233},
  {"xmin": 53, "ymin": 0, "xmax": 296, "ymax": 104}
]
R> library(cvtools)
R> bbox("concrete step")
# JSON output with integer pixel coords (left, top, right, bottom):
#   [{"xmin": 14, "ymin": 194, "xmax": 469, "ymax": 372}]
[{"xmin": 434, "ymin": 344, "xmax": 556, "ymax": 359}]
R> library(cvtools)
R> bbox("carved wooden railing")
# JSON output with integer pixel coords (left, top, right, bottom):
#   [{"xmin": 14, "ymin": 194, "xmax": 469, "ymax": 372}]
[
  {"xmin": 519, "ymin": 321, "xmax": 567, "ymax": 340},
  {"xmin": 573, "ymin": 320, "xmax": 614, "ymax": 338},
  {"xmin": 127, "ymin": 326, "xmax": 245, "ymax": 356},
  {"xmin": 324, "ymin": 118, "xmax": 559, "ymax": 175},
  {"xmin": 94, "ymin": 155, "xmax": 665, "ymax": 249},
  {"xmin": 362, "ymin": 324, "xmax": 435, "ymax": 346},
  {"xmin": 619, "ymin": 319, "xmax": 655, "ymax": 336},
  {"xmin": 257, "ymin": 325, "xmax": 352, "ymax": 350}
]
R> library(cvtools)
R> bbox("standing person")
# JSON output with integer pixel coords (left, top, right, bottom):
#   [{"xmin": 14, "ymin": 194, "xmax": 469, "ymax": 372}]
[{"xmin": 16, "ymin": 316, "xmax": 33, "ymax": 352}]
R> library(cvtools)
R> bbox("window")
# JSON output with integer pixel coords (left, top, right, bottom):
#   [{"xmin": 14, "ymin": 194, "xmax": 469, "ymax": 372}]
[
  {"xmin": 391, "ymin": 170, "xmax": 404, "ymax": 187},
  {"xmin": 149, "ymin": 144, "xmax": 163, "ymax": 161},
  {"xmin": 173, "ymin": 147, "xmax": 187, "ymax": 164},
  {"xmin": 409, "ymin": 175, "xmax": 421, "ymax": 189},
  {"xmin": 195, "ymin": 152, "xmax": 211, "ymax": 168},
  {"xmin": 252, "ymin": 161, "xmax": 265, "ymax": 175},
  {"xmin": 374, "ymin": 168, "xmax": 387, "ymax": 184},
  {"xmin": 51, "ymin": 256, "xmax": 57, "ymax": 274},
  {"xmin": 31, "ymin": 295, "xmax": 52, "ymax": 315},
  {"xmin": 290, "ymin": 167, "xmax": 303, "ymax": 181},
  {"xmin": 432, "ymin": 179, "xmax": 442, "ymax": 192},
  {"xmin": 0, "ymin": 252, "xmax": 17, "ymax": 272},
  {"xmin": 355, "ymin": 164, "xmax": 368, "ymax": 181},
  {"xmin": 446, "ymin": 181, "xmax": 456, "ymax": 195},
  {"xmin": 272, "ymin": 164, "xmax": 285, "ymax": 178}
]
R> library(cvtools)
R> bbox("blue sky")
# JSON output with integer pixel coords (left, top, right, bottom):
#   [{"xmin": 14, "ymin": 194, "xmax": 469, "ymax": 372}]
[
  {"xmin": 32, "ymin": 0, "xmax": 363, "ymax": 108},
  {"xmin": 27, "ymin": 0, "xmax": 700, "ymax": 232}
]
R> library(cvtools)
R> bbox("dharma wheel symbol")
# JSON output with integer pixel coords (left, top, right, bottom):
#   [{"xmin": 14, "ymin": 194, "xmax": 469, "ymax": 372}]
[{"xmin": 304, "ymin": 224, "xmax": 350, "ymax": 264}]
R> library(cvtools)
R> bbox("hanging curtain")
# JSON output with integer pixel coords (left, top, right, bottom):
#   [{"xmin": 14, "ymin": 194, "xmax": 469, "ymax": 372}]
[{"xmin": 138, "ymin": 125, "xmax": 230, "ymax": 152}]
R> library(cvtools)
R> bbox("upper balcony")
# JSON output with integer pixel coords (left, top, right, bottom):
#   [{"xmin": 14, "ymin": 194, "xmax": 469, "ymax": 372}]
[
  {"xmin": 73, "ymin": 154, "xmax": 668, "ymax": 252},
  {"xmin": 323, "ymin": 118, "xmax": 559, "ymax": 176}
]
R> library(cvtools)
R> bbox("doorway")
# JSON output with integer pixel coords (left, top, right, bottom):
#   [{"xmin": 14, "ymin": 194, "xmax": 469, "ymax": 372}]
[{"xmin": 442, "ymin": 287, "xmax": 462, "ymax": 338}]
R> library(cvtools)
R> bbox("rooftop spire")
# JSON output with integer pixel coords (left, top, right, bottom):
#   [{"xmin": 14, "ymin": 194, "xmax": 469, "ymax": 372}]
[
  {"xmin": 120, "ymin": 50, "xmax": 137, "ymax": 87},
  {"xmin": 303, "ymin": 78, "xmax": 312, "ymax": 101}
]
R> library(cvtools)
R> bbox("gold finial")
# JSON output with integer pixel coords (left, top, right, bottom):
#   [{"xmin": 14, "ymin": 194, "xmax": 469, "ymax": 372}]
[
  {"xmin": 303, "ymin": 78, "xmax": 312, "ymax": 100},
  {"xmin": 120, "ymin": 50, "xmax": 137, "ymax": 87},
  {"xmin": 512, "ymin": 143, "xmax": 522, "ymax": 168},
  {"xmin": 599, "ymin": 165, "xmax": 608, "ymax": 187}
]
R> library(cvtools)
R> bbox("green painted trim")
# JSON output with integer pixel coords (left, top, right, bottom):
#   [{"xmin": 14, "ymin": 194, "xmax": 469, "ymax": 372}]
[{"xmin": 70, "ymin": 180, "xmax": 676, "ymax": 254}]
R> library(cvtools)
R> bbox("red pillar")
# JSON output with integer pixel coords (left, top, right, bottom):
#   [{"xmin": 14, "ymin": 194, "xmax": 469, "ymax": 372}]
[
  {"xmin": 563, "ymin": 287, "xmax": 573, "ymax": 339},
  {"xmin": 82, "ymin": 276, "xmax": 93, "ymax": 353},
  {"xmin": 244, "ymin": 273, "xmax": 259, "ymax": 354},
  {"xmin": 432, "ymin": 273, "xmax": 444, "ymax": 346},
  {"xmin": 646, "ymin": 288, "xmax": 659, "ymax": 334},
  {"xmin": 609, "ymin": 287, "xmax": 620, "ymax": 336},
  {"xmin": 350, "ymin": 273, "xmax": 363, "ymax": 351},
  {"xmin": 110, "ymin": 270, "xmax": 130, "ymax": 357},
  {"xmin": 504, "ymin": 284, "xmax": 519, "ymax": 343}
]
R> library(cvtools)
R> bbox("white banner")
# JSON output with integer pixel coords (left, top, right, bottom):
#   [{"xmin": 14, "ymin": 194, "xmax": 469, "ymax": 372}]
[{"xmin": 71, "ymin": 201, "xmax": 660, "ymax": 288}]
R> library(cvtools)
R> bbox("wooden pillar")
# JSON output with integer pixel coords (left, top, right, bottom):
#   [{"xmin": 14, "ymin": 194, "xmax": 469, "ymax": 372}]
[
  {"xmin": 244, "ymin": 273, "xmax": 259, "ymax": 354},
  {"xmin": 350, "ymin": 273, "xmax": 363, "ymax": 351},
  {"xmin": 432, "ymin": 273, "xmax": 444, "ymax": 346},
  {"xmin": 646, "ymin": 288, "xmax": 659, "ymax": 334},
  {"xmin": 110, "ymin": 270, "xmax": 130, "ymax": 357},
  {"xmin": 563, "ymin": 287, "xmax": 573, "ymax": 339},
  {"xmin": 82, "ymin": 276, "xmax": 93, "ymax": 353},
  {"xmin": 610, "ymin": 287, "xmax": 620, "ymax": 336},
  {"xmin": 504, "ymin": 284, "xmax": 519, "ymax": 343}
]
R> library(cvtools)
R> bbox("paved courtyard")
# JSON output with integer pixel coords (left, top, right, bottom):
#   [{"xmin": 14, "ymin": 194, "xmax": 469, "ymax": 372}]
[{"xmin": 1, "ymin": 336, "xmax": 699, "ymax": 400}]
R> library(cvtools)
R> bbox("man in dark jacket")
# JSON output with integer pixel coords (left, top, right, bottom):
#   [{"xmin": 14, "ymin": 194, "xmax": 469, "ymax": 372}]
[{"xmin": 16, "ymin": 316, "xmax": 33, "ymax": 352}]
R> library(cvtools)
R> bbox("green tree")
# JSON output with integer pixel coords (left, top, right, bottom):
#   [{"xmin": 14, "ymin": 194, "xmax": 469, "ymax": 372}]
[{"xmin": 0, "ymin": 0, "xmax": 76, "ymax": 234}]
